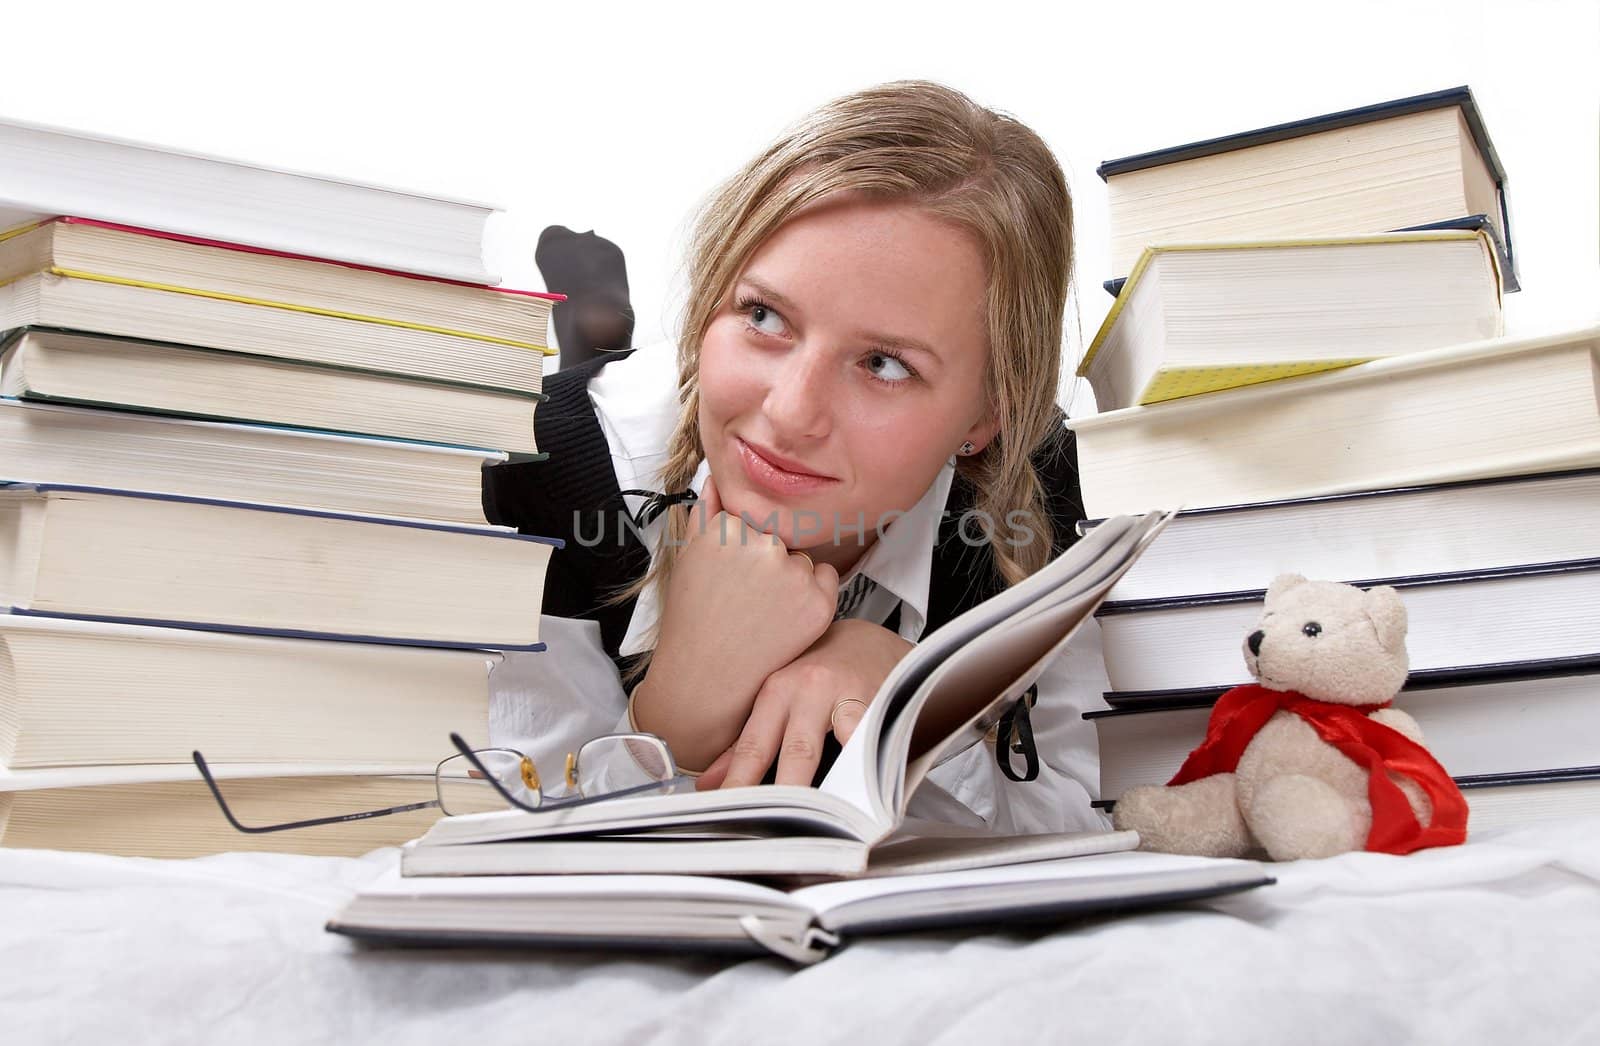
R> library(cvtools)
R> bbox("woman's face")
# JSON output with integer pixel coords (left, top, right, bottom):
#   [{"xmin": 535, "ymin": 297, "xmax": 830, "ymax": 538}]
[{"xmin": 697, "ymin": 194, "xmax": 997, "ymax": 567}]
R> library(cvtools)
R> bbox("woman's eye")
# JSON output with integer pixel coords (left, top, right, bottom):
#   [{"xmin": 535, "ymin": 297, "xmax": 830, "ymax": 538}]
[
  {"xmin": 744, "ymin": 302, "xmax": 786, "ymax": 337},
  {"xmin": 865, "ymin": 351, "xmax": 913, "ymax": 383}
]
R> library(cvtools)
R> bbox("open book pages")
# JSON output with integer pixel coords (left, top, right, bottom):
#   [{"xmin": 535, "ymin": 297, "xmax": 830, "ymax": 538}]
[
  {"xmin": 414, "ymin": 510, "xmax": 1173, "ymax": 861},
  {"xmin": 330, "ymin": 848, "xmax": 1273, "ymax": 964},
  {"xmin": 400, "ymin": 826, "xmax": 1141, "ymax": 881}
]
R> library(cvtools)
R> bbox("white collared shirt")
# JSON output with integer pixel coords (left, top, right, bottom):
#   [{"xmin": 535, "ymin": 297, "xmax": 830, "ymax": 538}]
[{"xmin": 496, "ymin": 344, "xmax": 1112, "ymax": 835}]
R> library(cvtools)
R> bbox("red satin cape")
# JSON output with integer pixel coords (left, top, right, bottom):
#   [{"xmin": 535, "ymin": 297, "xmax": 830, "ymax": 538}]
[{"xmin": 1167, "ymin": 684, "xmax": 1468, "ymax": 854}]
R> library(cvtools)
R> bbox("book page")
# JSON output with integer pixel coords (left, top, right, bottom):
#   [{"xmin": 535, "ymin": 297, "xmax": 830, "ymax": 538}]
[
  {"xmin": 861, "ymin": 828, "xmax": 1138, "ymax": 878},
  {"xmin": 819, "ymin": 514, "xmax": 1147, "ymax": 823},
  {"xmin": 794, "ymin": 849, "xmax": 1268, "ymax": 928},
  {"xmin": 879, "ymin": 512, "xmax": 1173, "ymax": 814},
  {"xmin": 417, "ymin": 783, "xmax": 880, "ymax": 847}
]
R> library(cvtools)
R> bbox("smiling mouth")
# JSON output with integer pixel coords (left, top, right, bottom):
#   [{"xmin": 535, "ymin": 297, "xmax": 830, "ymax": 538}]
[
  {"xmin": 736, "ymin": 438, "xmax": 838, "ymax": 496},
  {"xmin": 740, "ymin": 439, "xmax": 831, "ymax": 478}
]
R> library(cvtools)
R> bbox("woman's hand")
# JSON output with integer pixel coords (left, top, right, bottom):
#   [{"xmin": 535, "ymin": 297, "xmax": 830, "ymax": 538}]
[
  {"xmin": 696, "ymin": 618, "xmax": 915, "ymax": 790},
  {"xmin": 634, "ymin": 474, "xmax": 840, "ymax": 772}
]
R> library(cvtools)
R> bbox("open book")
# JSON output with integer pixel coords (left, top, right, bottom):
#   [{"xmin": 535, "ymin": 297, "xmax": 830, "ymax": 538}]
[
  {"xmin": 329, "ymin": 848, "xmax": 1270, "ymax": 964},
  {"xmin": 395, "ymin": 510, "xmax": 1173, "ymax": 877}
]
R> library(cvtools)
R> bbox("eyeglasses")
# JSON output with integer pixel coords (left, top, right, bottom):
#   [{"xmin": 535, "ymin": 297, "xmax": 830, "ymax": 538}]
[{"xmin": 192, "ymin": 731, "xmax": 689, "ymax": 835}]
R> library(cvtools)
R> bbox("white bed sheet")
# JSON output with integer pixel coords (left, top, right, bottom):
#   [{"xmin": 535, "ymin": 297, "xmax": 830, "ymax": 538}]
[{"xmin": 3, "ymin": 817, "xmax": 1597, "ymax": 1045}]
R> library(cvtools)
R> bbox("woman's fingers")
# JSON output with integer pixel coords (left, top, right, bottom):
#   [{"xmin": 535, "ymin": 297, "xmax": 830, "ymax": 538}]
[
  {"xmin": 830, "ymin": 697, "xmax": 869, "ymax": 746},
  {"xmin": 715, "ymin": 694, "xmax": 789, "ymax": 790},
  {"xmin": 808, "ymin": 558, "xmax": 840, "ymax": 601},
  {"xmin": 773, "ymin": 697, "xmax": 833, "ymax": 788},
  {"xmin": 693, "ymin": 748, "xmax": 734, "ymax": 791},
  {"xmin": 714, "ymin": 677, "xmax": 835, "ymax": 789},
  {"xmin": 688, "ymin": 472, "xmax": 722, "ymax": 538}
]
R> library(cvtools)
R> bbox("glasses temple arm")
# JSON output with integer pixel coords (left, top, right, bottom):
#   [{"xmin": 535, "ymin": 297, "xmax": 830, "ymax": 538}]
[{"xmin": 191, "ymin": 750, "xmax": 437, "ymax": 834}]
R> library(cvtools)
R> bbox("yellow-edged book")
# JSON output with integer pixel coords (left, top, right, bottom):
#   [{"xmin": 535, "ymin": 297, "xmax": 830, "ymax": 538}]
[{"xmin": 1078, "ymin": 227, "xmax": 1503, "ymax": 411}]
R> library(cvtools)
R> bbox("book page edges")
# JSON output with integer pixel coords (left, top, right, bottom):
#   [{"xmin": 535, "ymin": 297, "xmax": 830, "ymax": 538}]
[
  {"xmin": 0, "ymin": 395, "xmax": 509, "ymax": 461},
  {"xmin": 1139, "ymin": 359, "xmax": 1375, "ymax": 403},
  {"xmin": 54, "ymin": 217, "xmax": 564, "ymax": 300},
  {"xmin": 1067, "ymin": 325, "xmax": 1600, "ymax": 432},
  {"xmin": 1077, "ymin": 229, "xmax": 1496, "ymax": 376},
  {"xmin": 415, "ymin": 784, "xmax": 880, "ymax": 847},
  {"xmin": 44, "ymin": 268, "xmax": 555, "ymax": 355},
  {"xmin": 0, "ymin": 116, "xmax": 501, "ymax": 210},
  {"xmin": 0, "ymin": 762, "xmax": 440, "ymax": 791}
]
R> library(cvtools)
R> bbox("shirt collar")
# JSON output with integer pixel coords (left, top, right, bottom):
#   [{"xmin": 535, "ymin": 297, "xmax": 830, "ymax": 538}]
[{"xmin": 619, "ymin": 458, "xmax": 955, "ymax": 656}]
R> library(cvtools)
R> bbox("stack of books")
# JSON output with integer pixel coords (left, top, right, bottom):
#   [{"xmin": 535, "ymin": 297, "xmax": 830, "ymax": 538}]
[
  {"xmin": 0, "ymin": 117, "xmax": 565, "ymax": 857},
  {"xmin": 1069, "ymin": 89, "xmax": 1600, "ymax": 834},
  {"xmin": 1081, "ymin": 87, "xmax": 1517, "ymax": 413}
]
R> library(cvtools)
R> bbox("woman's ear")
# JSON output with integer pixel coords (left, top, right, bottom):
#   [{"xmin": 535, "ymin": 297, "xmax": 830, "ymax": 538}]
[{"xmin": 960, "ymin": 415, "xmax": 1000, "ymax": 456}]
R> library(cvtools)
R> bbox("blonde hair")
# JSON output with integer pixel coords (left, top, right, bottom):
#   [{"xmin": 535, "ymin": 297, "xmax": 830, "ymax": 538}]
[{"xmin": 620, "ymin": 80, "xmax": 1074, "ymax": 677}]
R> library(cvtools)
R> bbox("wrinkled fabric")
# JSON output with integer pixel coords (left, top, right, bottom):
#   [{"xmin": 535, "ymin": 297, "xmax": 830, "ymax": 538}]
[{"xmin": 3, "ymin": 817, "xmax": 1597, "ymax": 1045}]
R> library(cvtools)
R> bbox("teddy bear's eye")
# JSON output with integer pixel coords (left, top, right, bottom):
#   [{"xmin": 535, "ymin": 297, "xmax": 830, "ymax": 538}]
[{"xmin": 1302, "ymin": 622, "xmax": 1322, "ymax": 637}]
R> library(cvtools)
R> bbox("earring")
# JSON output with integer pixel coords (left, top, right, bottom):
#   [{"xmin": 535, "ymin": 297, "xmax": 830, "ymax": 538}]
[{"xmin": 959, "ymin": 441, "xmax": 976, "ymax": 456}]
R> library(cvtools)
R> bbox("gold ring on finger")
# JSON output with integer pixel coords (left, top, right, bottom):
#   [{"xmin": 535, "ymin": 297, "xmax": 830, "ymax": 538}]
[{"xmin": 830, "ymin": 698, "xmax": 869, "ymax": 736}]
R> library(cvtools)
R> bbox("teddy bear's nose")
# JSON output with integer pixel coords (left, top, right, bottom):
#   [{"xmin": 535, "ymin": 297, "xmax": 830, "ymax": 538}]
[{"xmin": 1247, "ymin": 630, "xmax": 1265, "ymax": 656}]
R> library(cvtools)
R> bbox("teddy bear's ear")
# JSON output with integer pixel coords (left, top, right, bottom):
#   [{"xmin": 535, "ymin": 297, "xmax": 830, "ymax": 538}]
[
  {"xmin": 1363, "ymin": 585, "xmax": 1409, "ymax": 653},
  {"xmin": 1264, "ymin": 573, "xmax": 1308, "ymax": 603}
]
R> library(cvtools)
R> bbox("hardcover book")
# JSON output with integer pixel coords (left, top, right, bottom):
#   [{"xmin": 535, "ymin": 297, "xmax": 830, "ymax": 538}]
[
  {"xmin": 1098, "ymin": 86, "xmax": 1518, "ymax": 289},
  {"xmin": 0, "ymin": 268, "xmax": 544, "ymax": 393},
  {"xmin": 1077, "ymin": 228, "xmax": 1503, "ymax": 409},
  {"xmin": 1082, "ymin": 469, "xmax": 1600, "ymax": 604},
  {"xmin": 1, "ymin": 327, "xmax": 544, "ymax": 454},
  {"xmin": 329, "ymin": 849, "xmax": 1271, "ymax": 964},
  {"xmin": 1064, "ymin": 325, "xmax": 1600, "ymax": 519},
  {"xmin": 0, "ymin": 116, "xmax": 502, "ymax": 283},
  {"xmin": 0, "ymin": 615, "xmax": 497, "ymax": 769},
  {"xmin": 0, "ymin": 396, "xmax": 505, "ymax": 525},
  {"xmin": 0, "ymin": 763, "xmax": 456, "ymax": 858},
  {"xmin": 1094, "ymin": 560, "xmax": 1600, "ymax": 693},
  {"xmin": 0, "ymin": 218, "xmax": 560, "ymax": 344},
  {"xmin": 0, "ymin": 483, "xmax": 559, "ymax": 649}
]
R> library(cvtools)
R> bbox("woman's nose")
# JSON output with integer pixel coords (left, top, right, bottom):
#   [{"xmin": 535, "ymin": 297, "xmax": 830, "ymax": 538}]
[{"xmin": 762, "ymin": 343, "xmax": 834, "ymax": 440}]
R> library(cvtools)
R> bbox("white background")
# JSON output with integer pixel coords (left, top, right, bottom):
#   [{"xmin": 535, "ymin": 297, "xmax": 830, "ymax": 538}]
[{"xmin": 6, "ymin": 0, "xmax": 1595, "ymax": 410}]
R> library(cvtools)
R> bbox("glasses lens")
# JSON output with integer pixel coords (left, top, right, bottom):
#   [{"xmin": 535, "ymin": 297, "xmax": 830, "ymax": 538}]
[
  {"xmin": 575, "ymin": 734, "xmax": 676, "ymax": 797},
  {"xmin": 436, "ymin": 749, "xmax": 539, "ymax": 815}
]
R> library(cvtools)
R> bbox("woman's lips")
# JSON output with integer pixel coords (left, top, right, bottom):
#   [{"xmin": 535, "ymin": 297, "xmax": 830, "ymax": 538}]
[{"xmin": 736, "ymin": 438, "xmax": 837, "ymax": 497}]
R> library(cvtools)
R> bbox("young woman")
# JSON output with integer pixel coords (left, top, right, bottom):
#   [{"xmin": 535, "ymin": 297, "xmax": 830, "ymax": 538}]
[{"xmin": 486, "ymin": 80, "xmax": 1110, "ymax": 832}]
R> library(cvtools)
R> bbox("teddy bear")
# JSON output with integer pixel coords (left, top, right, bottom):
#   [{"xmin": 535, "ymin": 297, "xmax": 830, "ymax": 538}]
[{"xmin": 1112, "ymin": 573, "xmax": 1469, "ymax": 861}]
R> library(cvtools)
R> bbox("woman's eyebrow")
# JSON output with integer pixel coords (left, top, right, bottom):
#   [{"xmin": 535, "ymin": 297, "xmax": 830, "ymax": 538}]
[
  {"xmin": 740, "ymin": 274, "xmax": 942, "ymax": 363},
  {"xmin": 738, "ymin": 276, "xmax": 801, "ymax": 315}
]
